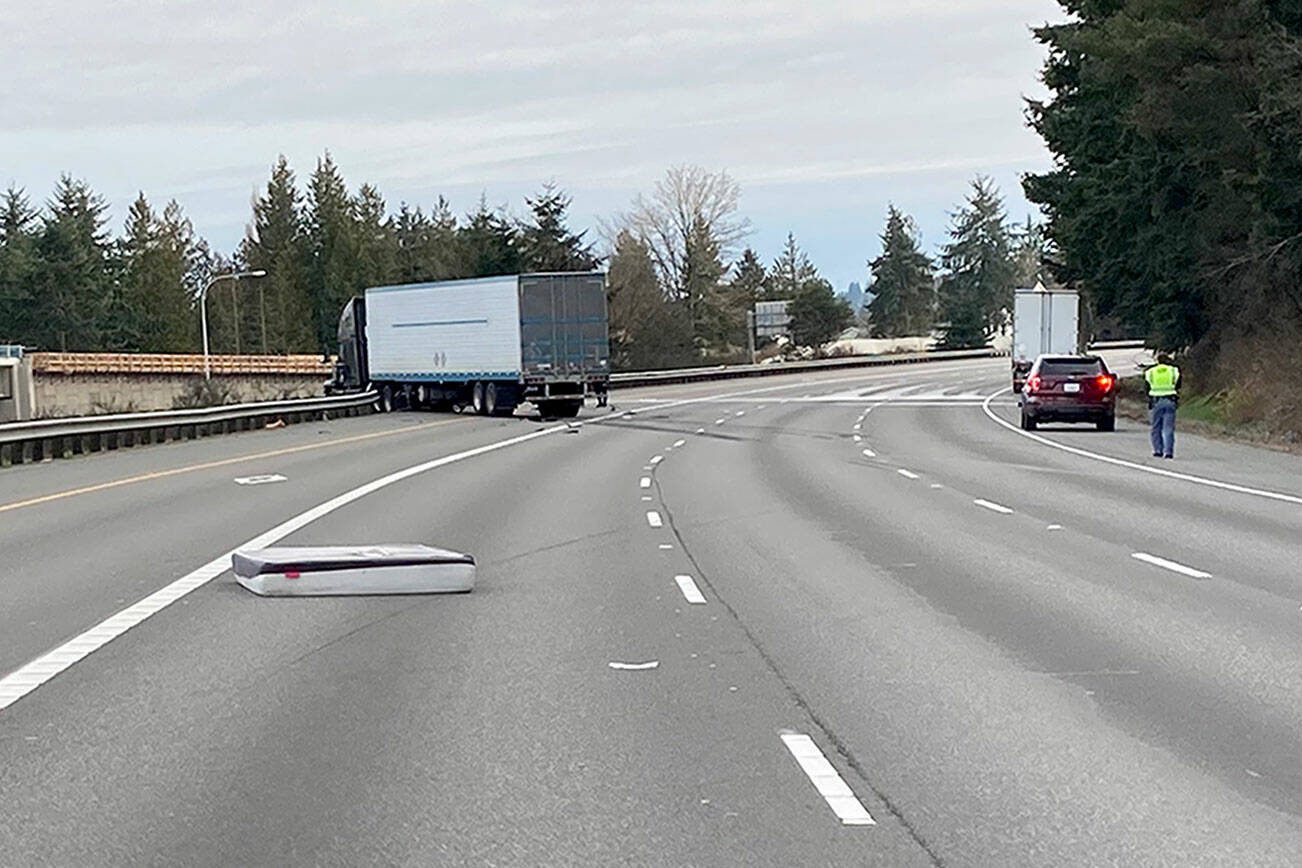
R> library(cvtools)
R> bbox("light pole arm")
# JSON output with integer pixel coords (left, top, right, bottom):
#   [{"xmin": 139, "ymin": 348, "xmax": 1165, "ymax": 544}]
[{"xmin": 200, "ymin": 270, "xmax": 267, "ymax": 381}]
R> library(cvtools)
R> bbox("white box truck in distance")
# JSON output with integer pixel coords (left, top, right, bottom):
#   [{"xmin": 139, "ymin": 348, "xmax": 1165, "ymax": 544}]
[
  {"xmin": 1012, "ymin": 284, "xmax": 1080, "ymax": 392},
  {"xmin": 329, "ymin": 272, "xmax": 610, "ymax": 418}
]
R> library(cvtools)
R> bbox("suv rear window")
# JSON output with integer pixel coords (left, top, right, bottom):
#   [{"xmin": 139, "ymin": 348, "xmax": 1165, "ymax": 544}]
[{"xmin": 1038, "ymin": 358, "xmax": 1104, "ymax": 376}]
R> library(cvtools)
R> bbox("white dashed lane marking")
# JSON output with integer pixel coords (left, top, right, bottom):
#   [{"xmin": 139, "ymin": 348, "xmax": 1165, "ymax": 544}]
[
  {"xmin": 973, "ymin": 499, "xmax": 1014, "ymax": 515},
  {"xmin": 674, "ymin": 575, "xmax": 707, "ymax": 605},
  {"xmin": 862, "ymin": 449, "xmax": 876, "ymax": 458},
  {"xmin": 896, "ymin": 469, "xmax": 919, "ymax": 480},
  {"xmin": 673, "ymin": 439, "xmax": 686, "ymax": 448},
  {"xmin": 1132, "ymin": 552, "xmax": 1212, "ymax": 579},
  {"xmin": 646, "ymin": 511, "xmax": 664, "ymax": 528},
  {"xmin": 640, "ymin": 477, "xmax": 652, "ymax": 488},
  {"xmin": 650, "ymin": 455, "xmax": 664, "ymax": 465},
  {"xmin": 780, "ymin": 733, "xmax": 876, "ymax": 826}
]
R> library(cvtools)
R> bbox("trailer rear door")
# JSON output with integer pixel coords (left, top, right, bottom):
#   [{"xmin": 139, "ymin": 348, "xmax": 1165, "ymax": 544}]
[{"xmin": 519, "ymin": 274, "xmax": 610, "ymax": 377}]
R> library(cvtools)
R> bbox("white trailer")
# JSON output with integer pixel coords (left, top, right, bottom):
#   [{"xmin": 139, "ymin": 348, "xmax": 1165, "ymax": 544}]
[
  {"xmin": 1012, "ymin": 284, "xmax": 1080, "ymax": 391},
  {"xmin": 331, "ymin": 273, "xmax": 610, "ymax": 417}
]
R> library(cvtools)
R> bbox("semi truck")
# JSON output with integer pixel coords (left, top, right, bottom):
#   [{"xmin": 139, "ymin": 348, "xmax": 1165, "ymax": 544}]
[
  {"xmin": 1011, "ymin": 284, "xmax": 1080, "ymax": 392},
  {"xmin": 328, "ymin": 272, "xmax": 610, "ymax": 418}
]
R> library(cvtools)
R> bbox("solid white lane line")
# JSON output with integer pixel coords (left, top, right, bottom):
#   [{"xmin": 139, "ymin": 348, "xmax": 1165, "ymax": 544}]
[
  {"xmin": 897, "ymin": 469, "xmax": 919, "ymax": 480},
  {"xmin": 780, "ymin": 733, "xmax": 876, "ymax": 826},
  {"xmin": 673, "ymin": 439, "xmax": 686, "ymax": 448},
  {"xmin": 650, "ymin": 455, "xmax": 664, "ymax": 465},
  {"xmin": 0, "ymin": 423, "xmax": 569, "ymax": 715},
  {"xmin": 674, "ymin": 575, "xmax": 707, "ymax": 605},
  {"xmin": 981, "ymin": 388, "xmax": 1302, "ymax": 506},
  {"xmin": 1132, "ymin": 552, "xmax": 1212, "ymax": 579},
  {"xmin": 640, "ymin": 477, "xmax": 652, "ymax": 488},
  {"xmin": 862, "ymin": 449, "xmax": 877, "ymax": 458},
  {"xmin": 973, "ymin": 499, "xmax": 1014, "ymax": 515},
  {"xmin": 646, "ymin": 511, "xmax": 664, "ymax": 528}
]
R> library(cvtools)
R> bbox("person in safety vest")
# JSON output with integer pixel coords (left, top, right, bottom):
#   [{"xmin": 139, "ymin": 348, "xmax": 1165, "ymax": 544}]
[{"xmin": 1145, "ymin": 353, "xmax": 1180, "ymax": 459}]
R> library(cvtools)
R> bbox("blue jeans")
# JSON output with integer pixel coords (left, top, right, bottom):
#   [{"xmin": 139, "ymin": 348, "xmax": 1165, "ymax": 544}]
[{"xmin": 1150, "ymin": 397, "xmax": 1176, "ymax": 457}]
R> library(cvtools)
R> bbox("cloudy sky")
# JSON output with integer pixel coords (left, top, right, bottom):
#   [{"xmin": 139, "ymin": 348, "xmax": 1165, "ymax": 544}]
[{"xmin": 3, "ymin": 0, "xmax": 1064, "ymax": 292}]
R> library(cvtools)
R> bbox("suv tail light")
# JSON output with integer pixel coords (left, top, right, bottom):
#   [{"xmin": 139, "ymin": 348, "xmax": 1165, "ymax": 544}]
[
  {"xmin": 1097, "ymin": 374, "xmax": 1114, "ymax": 392},
  {"xmin": 1026, "ymin": 375, "xmax": 1042, "ymax": 393}
]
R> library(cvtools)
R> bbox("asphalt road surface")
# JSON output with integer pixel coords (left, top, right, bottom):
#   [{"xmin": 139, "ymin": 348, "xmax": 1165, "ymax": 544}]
[{"xmin": 3, "ymin": 353, "xmax": 1302, "ymax": 866}]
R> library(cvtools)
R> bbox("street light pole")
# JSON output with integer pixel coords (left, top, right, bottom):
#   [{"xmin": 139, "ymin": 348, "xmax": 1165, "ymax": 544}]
[{"xmin": 201, "ymin": 270, "xmax": 267, "ymax": 380}]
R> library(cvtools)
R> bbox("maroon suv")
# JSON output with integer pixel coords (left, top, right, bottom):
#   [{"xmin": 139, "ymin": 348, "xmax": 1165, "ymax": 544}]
[{"xmin": 1018, "ymin": 355, "xmax": 1116, "ymax": 431}]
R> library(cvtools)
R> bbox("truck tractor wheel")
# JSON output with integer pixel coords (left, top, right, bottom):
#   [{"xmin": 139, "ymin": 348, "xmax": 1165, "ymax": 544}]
[
  {"xmin": 471, "ymin": 381, "xmax": 487, "ymax": 415},
  {"xmin": 380, "ymin": 385, "xmax": 395, "ymax": 413},
  {"xmin": 1020, "ymin": 408, "xmax": 1037, "ymax": 431},
  {"xmin": 1097, "ymin": 412, "xmax": 1116, "ymax": 432}
]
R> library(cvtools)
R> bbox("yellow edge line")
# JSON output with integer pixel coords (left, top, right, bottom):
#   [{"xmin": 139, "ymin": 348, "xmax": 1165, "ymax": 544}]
[{"xmin": 0, "ymin": 417, "xmax": 465, "ymax": 515}]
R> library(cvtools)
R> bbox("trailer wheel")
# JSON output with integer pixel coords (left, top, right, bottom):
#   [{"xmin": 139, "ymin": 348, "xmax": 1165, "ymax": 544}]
[
  {"xmin": 555, "ymin": 400, "xmax": 582, "ymax": 419},
  {"xmin": 471, "ymin": 381, "xmax": 487, "ymax": 415},
  {"xmin": 485, "ymin": 383, "xmax": 517, "ymax": 417},
  {"xmin": 380, "ymin": 385, "xmax": 395, "ymax": 413},
  {"xmin": 415, "ymin": 384, "xmax": 430, "ymax": 409}
]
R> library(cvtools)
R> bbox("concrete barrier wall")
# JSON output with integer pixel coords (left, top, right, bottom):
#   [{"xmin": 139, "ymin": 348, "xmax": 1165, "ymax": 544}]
[
  {"xmin": 24, "ymin": 353, "xmax": 331, "ymax": 419},
  {"xmin": 32, "ymin": 372, "xmax": 326, "ymax": 418}
]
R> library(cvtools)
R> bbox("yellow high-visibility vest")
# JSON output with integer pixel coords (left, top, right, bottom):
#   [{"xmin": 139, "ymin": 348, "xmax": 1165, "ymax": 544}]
[{"xmin": 1145, "ymin": 364, "xmax": 1179, "ymax": 397}]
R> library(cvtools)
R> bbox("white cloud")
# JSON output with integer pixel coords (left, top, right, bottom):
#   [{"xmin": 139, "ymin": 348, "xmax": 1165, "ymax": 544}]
[{"xmin": 2, "ymin": 0, "xmax": 1063, "ymax": 290}]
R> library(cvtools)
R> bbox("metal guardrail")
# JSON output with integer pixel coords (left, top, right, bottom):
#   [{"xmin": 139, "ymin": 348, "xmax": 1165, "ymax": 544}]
[
  {"xmin": 608, "ymin": 348, "xmax": 1004, "ymax": 388},
  {"xmin": 0, "ymin": 392, "xmax": 376, "ymax": 467}
]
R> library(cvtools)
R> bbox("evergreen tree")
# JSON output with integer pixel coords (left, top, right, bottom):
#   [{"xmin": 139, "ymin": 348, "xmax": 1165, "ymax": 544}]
[
  {"xmin": 607, "ymin": 230, "xmax": 694, "ymax": 370},
  {"xmin": 788, "ymin": 278, "xmax": 853, "ymax": 348},
  {"xmin": 936, "ymin": 177, "xmax": 1016, "ymax": 349},
  {"xmin": 0, "ymin": 186, "xmax": 38, "ymax": 344},
  {"xmin": 866, "ymin": 205, "xmax": 935, "ymax": 337},
  {"xmin": 730, "ymin": 248, "xmax": 767, "ymax": 309},
  {"xmin": 242, "ymin": 156, "xmax": 311, "ymax": 353},
  {"xmin": 683, "ymin": 214, "xmax": 730, "ymax": 352},
  {"xmin": 354, "ymin": 183, "xmax": 392, "ymax": 291},
  {"xmin": 766, "ymin": 233, "xmax": 819, "ymax": 300},
  {"xmin": 460, "ymin": 196, "xmax": 520, "ymax": 277},
  {"xmin": 517, "ymin": 183, "xmax": 597, "ymax": 272},
  {"xmin": 32, "ymin": 175, "xmax": 113, "ymax": 351},
  {"xmin": 1011, "ymin": 217, "xmax": 1051, "ymax": 289},
  {"xmin": 305, "ymin": 152, "xmax": 358, "ymax": 351}
]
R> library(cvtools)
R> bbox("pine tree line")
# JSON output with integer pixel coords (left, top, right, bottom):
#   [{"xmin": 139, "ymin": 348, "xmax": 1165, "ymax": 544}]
[
  {"xmin": 0, "ymin": 154, "xmax": 598, "ymax": 356},
  {"xmin": 864, "ymin": 177, "xmax": 1047, "ymax": 348},
  {"xmin": 0, "ymin": 155, "xmax": 1035, "ymax": 368}
]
